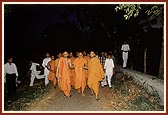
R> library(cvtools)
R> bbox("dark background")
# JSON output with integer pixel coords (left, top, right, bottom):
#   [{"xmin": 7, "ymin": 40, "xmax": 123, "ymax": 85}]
[{"xmin": 4, "ymin": 4, "xmax": 163, "ymax": 83}]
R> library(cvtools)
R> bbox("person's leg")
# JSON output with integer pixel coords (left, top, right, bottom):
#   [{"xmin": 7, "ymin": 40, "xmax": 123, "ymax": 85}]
[
  {"xmin": 125, "ymin": 52, "xmax": 128, "ymax": 67},
  {"xmin": 101, "ymin": 75, "xmax": 107, "ymax": 86},
  {"xmin": 44, "ymin": 69, "xmax": 49, "ymax": 86},
  {"xmin": 123, "ymin": 52, "xmax": 127, "ymax": 68},
  {"xmin": 6, "ymin": 74, "xmax": 12, "ymax": 98},
  {"xmin": 81, "ymin": 76, "xmax": 86, "ymax": 96},
  {"xmin": 107, "ymin": 74, "xmax": 112, "ymax": 88},
  {"xmin": 30, "ymin": 73, "xmax": 35, "ymax": 86}
]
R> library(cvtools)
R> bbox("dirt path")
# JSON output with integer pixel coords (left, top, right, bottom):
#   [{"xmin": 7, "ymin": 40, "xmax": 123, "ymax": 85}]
[{"xmin": 25, "ymin": 86, "xmax": 113, "ymax": 111}]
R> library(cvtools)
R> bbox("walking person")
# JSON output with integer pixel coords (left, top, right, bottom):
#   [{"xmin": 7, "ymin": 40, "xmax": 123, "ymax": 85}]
[
  {"xmin": 29, "ymin": 61, "xmax": 45, "ymax": 86},
  {"xmin": 4, "ymin": 57, "xmax": 18, "ymax": 102},
  {"xmin": 121, "ymin": 41, "xmax": 130, "ymax": 68},
  {"xmin": 42, "ymin": 52, "xmax": 51, "ymax": 86},
  {"xmin": 87, "ymin": 51, "xmax": 104, "ymax": 101},
  {"xmin": 69, "ymin": 52, "xmax": 75, "ymax": 87},
  {"xmin": 72, "ymin": 52, "xmax": 87, "ymax": 96},
  {"xmin": 57, "ymin": 51, "xmax": 72, "ymax": 97},
  {"xmin": 48, "ymin": 55, "xmax": 57, "ymax": 88},
  {"xmin": 103, "ymin": 53, "xmax": 115, "ymax": 89}
]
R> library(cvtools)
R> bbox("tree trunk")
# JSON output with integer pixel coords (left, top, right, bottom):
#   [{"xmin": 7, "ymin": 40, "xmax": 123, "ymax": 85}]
[
  {"xmin": 158, "ymin": 36, "xmax": 164, "ymax": 79},
  {"xmin": 144, "ymin": 48, "xmax": 147, "ymax": 74}
]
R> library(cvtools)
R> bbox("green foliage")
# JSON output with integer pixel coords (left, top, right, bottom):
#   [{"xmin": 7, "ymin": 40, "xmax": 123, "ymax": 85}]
[
  {"xmin": 145, "ymin": 5, "xmax": 163, "ymax": 16},
  {"xmin": 115, "ymin": 4, "xmax": 141, "ymax": 20},
  {"xmin": 115, "ymin": 4, "xmax": 163, "ymax": 20}
]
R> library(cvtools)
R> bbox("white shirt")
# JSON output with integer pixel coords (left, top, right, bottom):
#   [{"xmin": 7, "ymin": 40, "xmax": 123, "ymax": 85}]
[
  {"xmin": 42, "ymin": 57, "xmax": 51, "ymax": 69},
  {"xmin": 30, "ymin": 63, "xmax": 40, "ymax": 72},
  {"xmin": 121, "ymin": 44, "xmax": 130, "ymax": 51},
  {"xmin": 4, "ymin": 63, "xmax": 18, "ymax": 77},
  {"xmin": 104, "ymin": 58, "xmax": 114, "ymax": 75}
]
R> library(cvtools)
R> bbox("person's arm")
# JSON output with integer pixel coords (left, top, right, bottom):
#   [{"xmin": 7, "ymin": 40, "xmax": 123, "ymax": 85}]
[
  {"xmin": 128, "ymin": 44, "xmax": 130, "ymax": 51},
  {"xmin": 121, "ymin": 45, "xmax": 124, "ymax": 51},
  {"xmin": 4, "ymin": 64, "xmax": 7, "ymax": 83},
  {"xmin": 13, "ymin": 63, "xmax": 19, "ymax": 77},
  {"xmin": 104, "ymin": 60, "xmax": 107, "ymax": 70},
  {"xmin": 112, "ymin": 59, "xmax": 115, "ymax": 74},
  {"xmin": 42, "ymin": 59, "xmax": 45, "ymax": 68}
]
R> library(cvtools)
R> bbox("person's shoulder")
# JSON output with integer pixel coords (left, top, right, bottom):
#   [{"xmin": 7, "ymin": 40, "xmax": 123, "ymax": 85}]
[
  {"xmin": 11, "ymin": 63, "xmax": 16, "ymax": 66},
  {"xmin": 4, "ymin": 62, "xmax": 8, "ymax": 66}
]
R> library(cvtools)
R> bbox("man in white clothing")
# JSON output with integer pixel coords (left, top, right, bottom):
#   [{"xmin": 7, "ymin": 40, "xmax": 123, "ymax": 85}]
[
  {"xmin": 29, "ymin": 61, "xmax": 45, "ymax": 86},
  {"xmin": 4, "ymin": 57, "xmax": 18, "ymax": 101},
  {"xmin": 42, "ymin": 52, "xmax": 51, "ymax": 86},
  {"xmin": 121, "ymin": 41, "xmax": 130, "ymax": 68},
  {"xmin": 101, "ymin": 53, "xmax": 114, "ymax": 89}
]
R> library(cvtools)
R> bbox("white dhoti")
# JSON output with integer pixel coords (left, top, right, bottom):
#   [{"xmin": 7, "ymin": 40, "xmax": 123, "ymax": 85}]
[
  {"xmin": 101, "ymin": 58, "xmax": 114, "ymax": 88},
  {"xmin": 42, "ymin": 57, "xmax": 51, "ymax": 86},
  {"xmin": 122, "ymin": 52, "xmax": 128, "ymax": 68},
  {"xmin": 44, "ymin": 68, "xmax": 50, "ymax": 86}
]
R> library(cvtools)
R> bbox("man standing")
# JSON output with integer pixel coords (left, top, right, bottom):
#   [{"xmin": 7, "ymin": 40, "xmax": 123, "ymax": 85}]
[
  {"xmin": 4, "ymin": 57, "xmax": 18, "ymax": 102},
  {"xmin": 42, "ymin": 52, "xmax": 51, "ymax": 86},
  {"xmin": 29, "ymin": 61, "xmax": 45, "ymax": 86},
  {"xmin": 103, "ymin": 53, "xmax": 115, "ymax": 89},
  {"xmin": 57, "ymin": 51, "xmax": 72, "ymax": 97},
  {"xmin": 121, "ymin": 41, "xmax": 130, "ymax": 68},
  {"xmin": 87, "ymin": 51, "xmax": 104, "ymax": 101},
  {"xmin": 72, "ymin": 52, "xmax": 87, "ymax": 97}
]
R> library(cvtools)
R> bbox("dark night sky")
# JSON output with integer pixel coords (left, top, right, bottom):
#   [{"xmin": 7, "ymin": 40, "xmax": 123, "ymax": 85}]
[
  {"xmin": 5, "ymin": 4, "xmax": 135, "ymax": 55},
  {"xmin": 4, "ymin": 4, "xmax": 163, "ymax": 77}
]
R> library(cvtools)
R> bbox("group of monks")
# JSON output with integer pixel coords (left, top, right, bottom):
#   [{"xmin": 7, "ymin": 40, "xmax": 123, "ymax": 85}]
[{"xmin": 45, "ymin": 51, "xmax": 104, "ymax": 101}]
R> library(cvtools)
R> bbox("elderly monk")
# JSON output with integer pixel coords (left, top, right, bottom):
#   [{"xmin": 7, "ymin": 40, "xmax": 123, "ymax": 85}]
[
  {"xmin": 48, "ymin": 55, "xmax": 56, "ymax": 88},
  {"xmin": 72, "ymin": 52, "xmax": 87, "ymax": 96},
  {"xmin": 57, "ymin": 51, "xmax": 72, "ymax": 97},
  {"xmin": 69, "ymin": 52, "xmax": 75, "ymax": 87},
  {"xmin": 87, "ymin": 51, "xmax": 104, "ymax": 101}
]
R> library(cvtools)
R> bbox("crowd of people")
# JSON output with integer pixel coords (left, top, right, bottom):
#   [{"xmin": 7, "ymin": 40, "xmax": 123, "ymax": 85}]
[
  {"xmin": 34, "ymin": 50, "xmax": 115, "ymax": 100},
  {"xmin": 4, "ymin": 42, "xmax": 130, "ymax": 103}
]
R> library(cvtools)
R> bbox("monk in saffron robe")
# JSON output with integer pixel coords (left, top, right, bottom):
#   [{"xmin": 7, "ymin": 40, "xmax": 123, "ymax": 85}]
[
  {"xmin": 83, "ymin": 51, "xmax": 89, "ymax": 79},
  {"xmin": 72, "ymin": 52, "xmax": 87, "ymax": 96},
  {"xmin": 69, "ymin": 52, "xmax": 75, "ymax": 87},
  {"xmin": 48, "ymin": 55, "xmax": 56, "ymax": 87},
  {"xmin": 87, "ymin": 51, "xmax": 104, "ymax": 100},
  {"xmin": 55, "ymin": 53, "xmax": 62, "ymax": 87},
  {"xmin": 57, "ymin": 51, "xmax": 71, "ymax": 97}
]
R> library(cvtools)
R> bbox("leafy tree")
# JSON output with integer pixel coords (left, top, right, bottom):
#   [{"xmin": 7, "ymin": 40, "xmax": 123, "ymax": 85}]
[{"xmin": 115, "ymin": 4, "xmax": 164, "ymax": 78}]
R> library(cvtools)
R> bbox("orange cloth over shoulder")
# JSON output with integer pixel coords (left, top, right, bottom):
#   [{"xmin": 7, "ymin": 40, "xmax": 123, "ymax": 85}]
[
  {"xmin": 57, "ymin": 57, "xmax": 71, "ymax": 97},
  {"xmin": 69, "ymin": 57, "xmax": 75, "ymax": 87},
  {"xmin": 73, "ymin": 58, "xmax": 87, "ymax": 90},
  {"xmin": 48, "ymin": 60, "xmax": 56, "ymax": 86},
  {"xmin": 87, "ymin": 57, "xmax": 104, "ymax": 95}
]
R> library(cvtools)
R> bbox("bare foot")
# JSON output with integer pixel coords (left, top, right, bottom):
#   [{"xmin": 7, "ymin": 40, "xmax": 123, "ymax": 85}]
[
  {"xmin": 78, "ymin": 89, "xmax": 80, "ymax": 93},
  {"xmin": 82, "ymin": 93, "xmax": 85, "ymax": 97}
]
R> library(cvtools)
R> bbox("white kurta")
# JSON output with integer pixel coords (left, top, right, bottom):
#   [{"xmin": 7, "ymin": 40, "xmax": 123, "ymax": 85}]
[
  {"xmin": 42, "ymin": 57, "xmax": 51, "ymax": 86},
  {"xmin": 104, "ymin": 59, "xmax": 114, "ymax": 75},
  {"xmin": 4, "ymin": 63, "xmax": 18, "ymax": 83},
  {"xmin": 101, "ymin": 58, "xmax": 114, "ymax": 88}
]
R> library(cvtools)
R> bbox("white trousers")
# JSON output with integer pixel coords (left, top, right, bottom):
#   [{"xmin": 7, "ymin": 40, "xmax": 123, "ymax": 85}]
[
  {"xmin": 44, "ymin": 68, "xmax": 50, "ymax": 86},
  {"xmin": 101, "ymin": 74, "xmax": 113, "ymax": 88},
  {"xmin": 122, "ymin": 52, "xmax": 128, "ymax": 68},
  {"xmin": 30, "ymin": 71, "xmax": 45, "ymax": 86}
]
